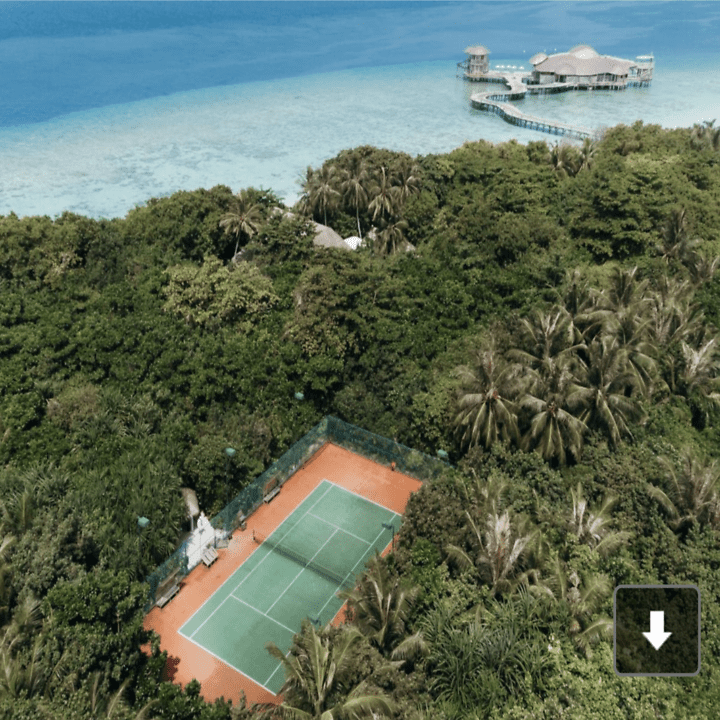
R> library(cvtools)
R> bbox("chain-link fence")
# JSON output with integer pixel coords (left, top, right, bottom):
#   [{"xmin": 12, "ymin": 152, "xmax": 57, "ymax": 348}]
[
  {"xmin": 325, "ymin": 416, "xmax": 449, "ymax": 483},
  {"xmin": 143, "ymin": 416, "xmax": 447, "ymax": 611}
]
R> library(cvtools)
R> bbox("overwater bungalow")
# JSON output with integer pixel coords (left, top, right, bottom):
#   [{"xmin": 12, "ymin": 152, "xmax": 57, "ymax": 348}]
[
  {"xmin": 458, "ymin": 43, "xmax": 653, "ymax": 89},
  {"xmin": 527, "ymin": 45, "xmax": 654, "ymax": 88},
  {"xmin": 460, "ymin": 43, "xmax": 654, "ymax": 141}
]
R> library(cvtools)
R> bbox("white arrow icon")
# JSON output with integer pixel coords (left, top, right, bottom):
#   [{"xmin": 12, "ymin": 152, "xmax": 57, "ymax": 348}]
[{"xmin": 643, "ymin": 611, "xmax": 672, "ymax": 650}]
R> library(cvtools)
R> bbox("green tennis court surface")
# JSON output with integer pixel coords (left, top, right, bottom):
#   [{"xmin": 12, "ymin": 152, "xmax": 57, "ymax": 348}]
[{"xmin": 179, "ymin": 480, "xmax": 401, "ymax": 695}]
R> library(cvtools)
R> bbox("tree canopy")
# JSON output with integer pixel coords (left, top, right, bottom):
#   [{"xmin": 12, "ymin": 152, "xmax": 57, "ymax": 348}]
[{"xmin": 1, "ymin": 119, "xmax": 720, "ymax": 718}]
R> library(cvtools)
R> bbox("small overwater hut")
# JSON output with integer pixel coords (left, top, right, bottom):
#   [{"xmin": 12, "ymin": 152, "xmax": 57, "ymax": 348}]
[{"xmin": 457, "ymin": 45, "xmax": 490, "ymax": 79}]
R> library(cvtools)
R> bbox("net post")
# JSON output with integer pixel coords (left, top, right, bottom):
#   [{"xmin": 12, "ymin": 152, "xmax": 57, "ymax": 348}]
[{"xmin": 382, "ymin": 521, "xmax": 397, "ymax": 551}]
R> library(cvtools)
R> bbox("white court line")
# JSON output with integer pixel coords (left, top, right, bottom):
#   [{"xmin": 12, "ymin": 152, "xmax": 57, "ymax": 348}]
[
  {"xmin": 307, "ymin": 512, "xmax": 372, "ymax": 546},
  {"xmin": 178, "ymin": 626, "xmax": 283, "ymax": 696},
  {"xmin": 314, "ymin": 525, "xmax": 389, "ymax": 622},
  {"xmin": 264, "ymin": 648, "xmax": 290, "ymax": 687},
  {"xmin": 229, "ymin": 595, "xmax": 297, "ymax": 635},
  {"xmin": 186, "ymin": 482, "xmax": 335, "ymax": 639},
  {"xmin": 182, "ymin": 478, "xmax": 401, "ymax": 689},
  {"xmin": 266, "ymin": 528, "xmax": 339, "ymax": 615},
  {"xmin": 324, "ymin": 478, "xmax": 405, "ymax": 516},
  {"xmin": 261, "ymin": 480, "xmax": 335, "ymax": 548},
  {"xmin": 188, "ymin": 596, "xmax": 233, "ymax": 641}
]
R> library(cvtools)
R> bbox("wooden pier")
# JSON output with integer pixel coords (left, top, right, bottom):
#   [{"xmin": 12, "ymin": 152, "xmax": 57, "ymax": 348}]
[
  {"xmin": 472, "ymin": 95, "xmax": 600, "ymax": 140},
  {"xmin": 460, "ymin": 45, "xmax": 652, "ymax": 140},
  {"xmin": 469, "ymin": 73, "xmax": 602, "ymax": 140}
]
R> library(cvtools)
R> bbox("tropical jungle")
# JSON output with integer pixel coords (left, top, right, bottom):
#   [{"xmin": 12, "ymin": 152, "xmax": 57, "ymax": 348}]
[{"xmin": 1, "ymin": 119, "xmax": 720, "ymax": 719}]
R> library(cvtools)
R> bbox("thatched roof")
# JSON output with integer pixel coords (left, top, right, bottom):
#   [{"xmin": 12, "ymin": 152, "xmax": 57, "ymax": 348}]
[
  {"xmin": 465, "ymin": 45, "xmax": 490, "ymax": 56},
  {"xmin": 568, "ymin": 44, "xmax": 599, "ymax": 58},
  {"xmin": 533, "ymin": 45, "xmax": 634, "ymax": 77}
]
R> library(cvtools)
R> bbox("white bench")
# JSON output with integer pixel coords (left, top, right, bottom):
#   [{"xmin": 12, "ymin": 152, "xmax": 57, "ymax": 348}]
[
  {"xmin": 202, "ymin": 547, "xmax": 219, "ymax": 567},
  {"xmin": 156, "ymin": 571, "xmax": 181, "ymax": 608},
  {"xmin": 264, "ymin": 487, "xmax": 281, "ymax": 503}
]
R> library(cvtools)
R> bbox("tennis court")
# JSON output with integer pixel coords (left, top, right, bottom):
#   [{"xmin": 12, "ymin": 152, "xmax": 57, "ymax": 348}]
[{"xmin": 178, "ymin": 479, "xmax": 400, "ymax": 695}]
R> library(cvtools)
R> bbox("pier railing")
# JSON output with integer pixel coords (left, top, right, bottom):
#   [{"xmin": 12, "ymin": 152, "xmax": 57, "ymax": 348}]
[
  {"xmin": 468, "ymin": 71, "xmax": 602, "ymax": 140},
  {"xmin": 472, "ymin": 95, "xmax": 600, "ymax": 140}
]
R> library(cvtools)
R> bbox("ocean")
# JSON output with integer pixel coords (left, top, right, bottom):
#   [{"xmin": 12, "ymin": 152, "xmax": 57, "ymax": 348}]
[{"xmin": 1, "ymin": 1, "xmax": 718, "ymax": 220}]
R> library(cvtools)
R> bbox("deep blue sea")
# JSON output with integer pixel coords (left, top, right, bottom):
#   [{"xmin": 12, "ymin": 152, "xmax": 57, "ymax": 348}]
[{"xmin": 1, "ymin": 1, "xmax": 719, "ymax": 219}]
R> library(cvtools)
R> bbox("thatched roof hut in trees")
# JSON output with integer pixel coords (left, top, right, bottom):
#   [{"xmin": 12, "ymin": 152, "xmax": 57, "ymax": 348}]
[{"xmin": 458, "ymin": 45, "xmax": 490, "ymax": 79}]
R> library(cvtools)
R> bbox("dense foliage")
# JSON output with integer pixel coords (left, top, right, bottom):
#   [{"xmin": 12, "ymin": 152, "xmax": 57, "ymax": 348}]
[{"xmin": 1, "ymin": 119, "xmax": 720, "ymax": 718}]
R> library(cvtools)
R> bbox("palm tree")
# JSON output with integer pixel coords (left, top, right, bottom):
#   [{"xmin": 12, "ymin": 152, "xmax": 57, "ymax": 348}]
[
  {"xmin": 454, "ymin": 346, "xmax": 521, "ymax": 451},
  {"xmin": 266, "ymin": 622, "xmax": 395, "ymax": 720},
  {"xmin": 567, "ymin": 483, "xmax": 631, "ymax": 556},
  {"xmin": 647, "ymin": 450, "xmax": 720, "ymax": 533},
  {"xmin": 0, "ymin": 596, "xmax": 63, "ymax": 701},
  {"xmin": 296, "ymin": 165, "xmax": 316, "ymax": 216},
  {"xmin": 677, "ymin": 338, "xmax": 720, "ymax": 402},
  {"xmin": 577, "ymin": 138, "xmax": 597, "ymax": 172},
  {"xmin": 557, "ymin": 270, "xmax": 603, "ymax": 343},
  {"xmin": 340, "ymin": 553, "xmax": 421, "ymax": 661},
  {"xmin": 0, "ymin": 490, "xmax": 33, "ymax": 537},
  {"xmin": 658, "ymin": 207, "xmax": 702, "ymax": 265},
  {"xmin": 559, "ymin": 270, "xmax": 593, "ymax": 319},
  {"xmin": 340, "ymin": 158, "xmax": 370, "ymax": 241},
  {"xmin": 572, "ymin": 336, "xmax": 645, "ymax": 447},
  {"xmin": 599, "ymin": 266, "xmax": 649, "ymax": 316},
  {"xmin": 0, "ymin": 534, "xmax": 15, "ymax": 622},
  {"xmin": 645, "ymin": 278, "xmax": 706, "ymax": 393},
  {"xmin": 549, "ymin": 143, "xmax": 579, "ymax": 178},
  {"xmin": 535, "ymin": 553, "xmax": 613, "ymax": 655},
  {"xmin": 375, "ymin": 217, "xmax": 409, "ymax": 255},
  {"xmin": 709, "ymin": 124, "xmax": 720, "ymax": 151},
  {"xmin": 690, "ymin": 119, "xmax": 720, "ymax": 152},
  {"xmin": 460, "ymin": 472, "xmax": 508, "ymax": 520},
  {"xmin": 507, "ymin": 309, "xmax": 581, "ymax": 380},
  {"xmin": 219, "ymin": 189, "xmax": 264, "ymax": 257},
  {"xmin": 676, "ymin": 336, "xmax": 720, "ymax": 428},
  {"xmin": 86, "ymin": 673, "xmax": 158, "ymax": 719},
  {"xmin": 307, "ymin": 165, "xmax": 340, "ymax": 227},
  {"xmin": 367, "ymin": 166, "xmax": 399, "ymax": 223},
  {"xmin": 391, "ymin": 161, "xmax": 422, "ymax": 206},
  {"xmin": 690, "ymin": 121, "xmax": 712, "ymax": 150},
  {"xmin": 0, "ymin": 463, "xmax": 66, "ymax": 537},
  {"xmin": 426, "ymin": 619, "xmax": 527, "ymax": 709},
  {"xmin": 445, "ymin": 509, "xmax": 538, "ymax": 596},
  {"xmin": 419, "ymin": 605, "xmax": 494, "ymax": 711},
  {"xmin": 520, "ymin": 364, "xmax": 587, "ymax": 465},
  {"xmin": 688, "ymin": 250, "xmax": 720, "ymax": 286},
  {"xmin": 604, "ymin": 310, "xmax": 658, "ymax": 398}
]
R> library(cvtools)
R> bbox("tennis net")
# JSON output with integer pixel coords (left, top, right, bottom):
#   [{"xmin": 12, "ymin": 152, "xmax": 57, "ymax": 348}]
[{"xmin": 253, "ymin": 530, "xmax": 356, "ymax": 591}]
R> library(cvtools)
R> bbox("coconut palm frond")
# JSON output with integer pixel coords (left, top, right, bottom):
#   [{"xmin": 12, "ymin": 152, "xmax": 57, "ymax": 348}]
[
  {"xmin": 444, "ymin": 543, "xmax": 475, "ymax": 572},
  {"xmin": 390, "ymin": 631, "xmax": 428, "ymax": 663}
]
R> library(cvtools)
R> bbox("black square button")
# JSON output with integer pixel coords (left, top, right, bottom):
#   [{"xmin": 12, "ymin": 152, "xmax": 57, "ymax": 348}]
[{"xmin": 614, "ymin": 584, "xmax": 701, "ymax": 676}]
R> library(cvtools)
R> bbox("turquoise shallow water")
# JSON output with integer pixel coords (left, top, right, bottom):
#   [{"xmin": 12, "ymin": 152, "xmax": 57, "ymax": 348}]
[{"xmin": 1, "ymin": 55, "xmax": 718, "ymax": 219}]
